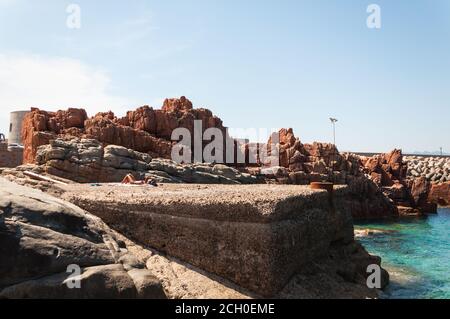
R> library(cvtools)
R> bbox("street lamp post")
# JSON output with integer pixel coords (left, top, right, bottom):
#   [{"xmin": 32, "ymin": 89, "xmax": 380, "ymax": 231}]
[
  {"xmin": 329, "ymin": 118, "xmax": 338, "ymax": 170},
  {"xmin": 330, "ymin": 118, "xmax": 338, "ymax": 146}
]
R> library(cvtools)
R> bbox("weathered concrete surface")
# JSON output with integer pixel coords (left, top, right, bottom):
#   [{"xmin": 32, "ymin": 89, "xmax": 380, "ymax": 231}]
[{"xmin": 61, "ymin": 183, "xmax": 379, "ymax": 296}]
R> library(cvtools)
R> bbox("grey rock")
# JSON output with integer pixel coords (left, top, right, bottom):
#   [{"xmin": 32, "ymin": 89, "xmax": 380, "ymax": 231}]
[
  {"xmin": 45, "ymin": 147, "xmax": 67, "ymax": 161},
  {"xmin": 0, "ymin": 178, "xmax": 117, "ymax": 288},
  {"xmin": 0, "ymin": 178, "xmax": 166, "ymax": 299},
  {"xmin": 237, "ymin": 173, "xmax": 257, "ymax": 184},
  {"xmin": 192, "ymin": 164, "xmax": 215, "ymax": 175},
  {"xmin": 118, "ymin": 254, "xmax": 145, "ymax": 271},
  {"xmin": 29, "ymin": 138, "xmax": 261, "ymax": 185},
  {"xmin": 50, "ymin": 139, "xmax": 74, "ymax": 149},
  {"xmin": 148, "ymin": 159, "xmax": 179, "ymax": 176},
  {"xmin": 261, "ymin": 166, "xmax": 289, "ymax": 178},
  {"xmin": 212, "ymin": 164, "xmax": 239, "ymax": 180},
  {"xmin": 0, "ymin": 264, "xmax": 165, "ymax": 299},
  {"xmin": 0, "ymin": 264, "xmax": 135, "ymax": 299},
  {"xmin": 103, "ymin": 153, "xmax": 138, "ymax": 170},
  {"xmin": 104, "ymin": 145, "xmax": 131, "ymax": 158},
  {"xmin": 127, "ymin": 268, "xmax": 167, "ymax": 299},
  {"xmin": 191, "ymin": 171, "xmax": 221, "ymax": 183}
]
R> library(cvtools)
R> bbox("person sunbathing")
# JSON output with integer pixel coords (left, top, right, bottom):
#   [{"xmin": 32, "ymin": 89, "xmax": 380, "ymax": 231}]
[{"xmin": 121, "ymin": 174, "xmax": 157, "ymax": 186}]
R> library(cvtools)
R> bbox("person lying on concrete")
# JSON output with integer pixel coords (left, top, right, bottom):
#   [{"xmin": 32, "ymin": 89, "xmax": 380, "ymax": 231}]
[{"xmin": 121, "ymin": 174, "xmax": 158, "ymax": 186}]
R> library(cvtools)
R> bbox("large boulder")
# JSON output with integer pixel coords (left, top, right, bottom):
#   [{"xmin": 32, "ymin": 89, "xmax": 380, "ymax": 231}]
[
  {"xmin": 428, "ymin": 182, "xmax": 450, "ymax": 206},
  {"xmin": 0, "ymin": 177, "xmax": 166, "ymax": 299},
  {"xmin": 345, "ymin": 175, "xmax": 399, "ymax": 220},
  {"xmin": 411, "ymin": 177, "xmax": 431, "ymax": 207},
  {"xmin": 21, "ymin": 108, "xmax": 87, "ymax": 164}
]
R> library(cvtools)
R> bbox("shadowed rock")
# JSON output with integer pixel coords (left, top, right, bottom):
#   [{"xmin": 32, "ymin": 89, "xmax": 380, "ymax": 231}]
[{"xmin": 0, "ymin": 177, "xmax": 167, "ymax": 299}]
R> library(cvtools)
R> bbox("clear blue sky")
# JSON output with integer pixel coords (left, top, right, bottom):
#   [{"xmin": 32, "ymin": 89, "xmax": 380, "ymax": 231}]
[{"xmin": 0, "ymin": 0, "xmax": 449, "ymax": 153}]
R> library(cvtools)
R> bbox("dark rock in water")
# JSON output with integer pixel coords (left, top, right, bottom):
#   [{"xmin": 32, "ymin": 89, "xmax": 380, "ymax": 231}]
[{"xmin": 0, "ymin": 177, "xmax": 166, "ymax": 299}]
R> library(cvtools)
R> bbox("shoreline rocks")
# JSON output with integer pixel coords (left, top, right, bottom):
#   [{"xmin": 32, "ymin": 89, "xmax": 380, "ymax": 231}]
[
  {"xmin": 0, "ymin": 177, "xmax": 167, "ymax": 299},
  {"xmin": 361, "ymin": 150, "xmax": 439, "ymax": 215},
  {"xmin": 30, "ymin": 138, "xmax": 258, "ymax": 185}
]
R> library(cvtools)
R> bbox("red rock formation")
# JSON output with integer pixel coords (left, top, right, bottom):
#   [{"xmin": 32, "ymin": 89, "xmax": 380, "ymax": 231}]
[
  {"xmin": 344, "ymin": 175, "xmax": 399, "ymax": 220},
  {"xmin": 411, "ymin": 177, "xmax": 432, "ymax": 207},
  {"xmin": 267, "ymin": 128, "xmax": 360, "ymax": 181},
  {"xmin": 162, "ymin": 96, "xmax": 193, "ymax": 113},
  {"xmin": 22, "ymin": 108, "xmax": 90, "ymax": 163},
  {"xmin": 363, "ymin": 150, "xmax": 438, "ymax": 214},
  {"xmin": 361, "ymin": 149, "xmax": 407, "ymax": 187},
  {"xmin": 428, "ymin": 182, "xmax": 450, "ymax": 206},
  {"xmin": 22, "ymin": 108, "xmax": 59, "ymax": 164},
  {"xmin": 120, "ymin": 106, "xmax": 157, "ymax": 134},
  {"xmin": 84, "ymin": 112, "xmax": 173, "ymax": 158},
  {"xmin": 21, "ymin": 97, "xmax": 227, "ymax": 164},
  {"xmin": 119, "ymin": 97, "xmax": 225, "ymax": 141}
]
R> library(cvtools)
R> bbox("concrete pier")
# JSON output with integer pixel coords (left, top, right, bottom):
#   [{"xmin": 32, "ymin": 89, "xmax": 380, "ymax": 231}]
[{"xmin": 61, "ymin": 183, "xmax": 355, "ymax": 296}]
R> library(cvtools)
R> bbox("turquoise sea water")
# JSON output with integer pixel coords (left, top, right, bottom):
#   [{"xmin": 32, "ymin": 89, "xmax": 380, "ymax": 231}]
[{"xmin": 355, "ymin": 208, "xmax": 450, "ymax": 299}]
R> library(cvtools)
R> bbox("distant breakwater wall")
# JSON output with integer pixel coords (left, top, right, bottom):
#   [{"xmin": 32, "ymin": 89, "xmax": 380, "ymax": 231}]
[
  {"xmin": 353, "ymin": 152, "xmax": 450, "ymax": 183},
  {"xmin": 353, "ymin": 152, "xmax": 450, "ymax": 159},
  {"xmin": 404, "ymin": 156, "xmax": 450, "ymax": 183}
]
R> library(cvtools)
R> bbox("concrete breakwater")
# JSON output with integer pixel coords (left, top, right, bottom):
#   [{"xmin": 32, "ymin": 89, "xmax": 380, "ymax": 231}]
[
  {"xmin": 404, "ymin": 156, "xmax": 450, "ymax": 183},
  {"xmin": 61, "ymin": 183, "xmax": 388, "ymax": 298}
]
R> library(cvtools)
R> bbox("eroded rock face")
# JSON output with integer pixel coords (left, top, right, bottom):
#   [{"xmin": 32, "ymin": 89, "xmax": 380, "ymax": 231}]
[
  {"xmin": 344, "ymin": 175, "xmax": 399, "ymax": 220},
  {"xmin": 32, "ymin": 138, "xmax": 258, "ymax": 184},
  {"xmin": 21, "ymin": 97, "xmax": 226, "ymax": 164},
  {"xmin": 362, "ymin": 149, "xmax": 407, "ymax": 187},
  {"xmin": 268, "ymin": 128, "xmax": 362, "ymax": 184},
  {"xmin": 362, "ymin": 150, "xmax": 439, "ymax": 215},
  {"xmin": 84, "ymin": 111, "xmax": 173, "ymax": 159},
  {"xmin": 428, "ymin": 182, "xmax": 450, "ymax": 206},
  {"xmin": 0, "ymin": 177, "xmax": 166, "ymax": 299},
  {"xmin": 262, "ymin": 129, "xmax": 398, "ymax": 219}
]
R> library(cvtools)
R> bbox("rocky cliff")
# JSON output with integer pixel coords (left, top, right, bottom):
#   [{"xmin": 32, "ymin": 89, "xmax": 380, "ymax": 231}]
[{"xmin": 22, "ymin": 96, "xmax": 226, "ymax": 164}]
